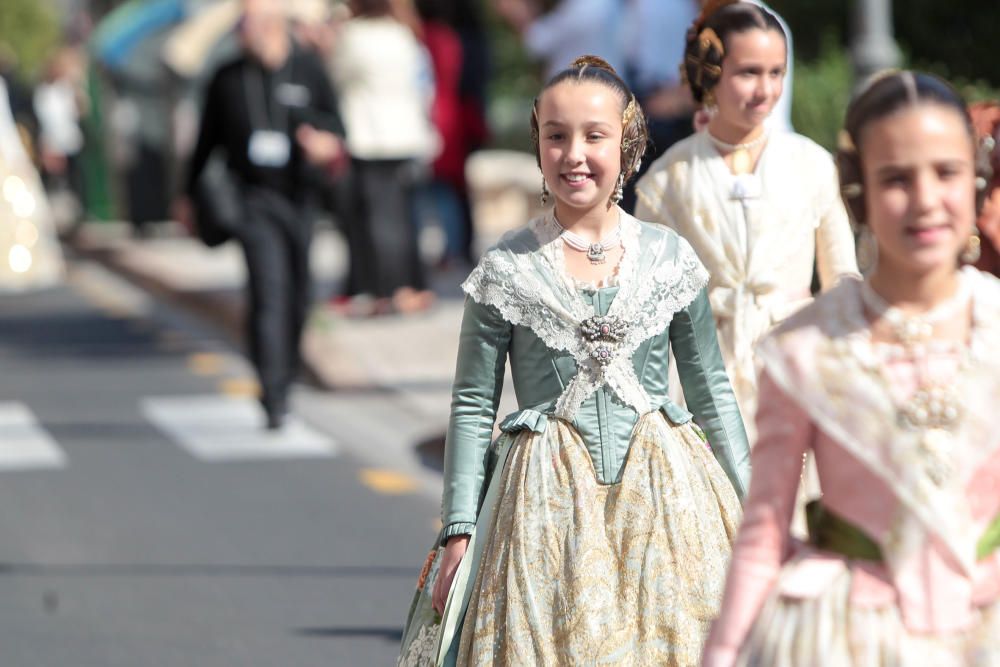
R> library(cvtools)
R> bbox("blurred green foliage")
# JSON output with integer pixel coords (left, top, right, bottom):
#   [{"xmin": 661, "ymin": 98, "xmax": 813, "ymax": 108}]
[
  {"xmin": 761, "ymin": 1, "xmax": 1000, "ymax": 149},
  {"xmin": 0, "ymin": 0, "xmax": 60, "ymax": 76},
  {"xmin": 789, "ymin": 34, "xmax": 852, "ymax": 151},
  {"xmin": 769, "ymin": 0, "xmax": 1000, "ymax": 88}
]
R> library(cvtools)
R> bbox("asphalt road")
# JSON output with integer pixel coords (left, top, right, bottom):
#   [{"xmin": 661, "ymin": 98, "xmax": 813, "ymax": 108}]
[{"xmin": 0, "ymin": 258, "xmax": 441, "ymax": 667}]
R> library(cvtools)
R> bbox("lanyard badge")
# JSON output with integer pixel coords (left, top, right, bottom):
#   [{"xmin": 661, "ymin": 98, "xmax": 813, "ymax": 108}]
[{"xmin": 244, "ymin": 62, "xmax": 292, "ymax": 168}]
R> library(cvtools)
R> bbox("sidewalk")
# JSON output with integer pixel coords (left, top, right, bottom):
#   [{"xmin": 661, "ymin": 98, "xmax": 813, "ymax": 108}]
[
  {"xmin": 65, "ymin": 150, "xmax": 539, "ymax": 446},
  {"xmin": 68, "ymin": 222, "xmax": 516, "ymax": 437}
]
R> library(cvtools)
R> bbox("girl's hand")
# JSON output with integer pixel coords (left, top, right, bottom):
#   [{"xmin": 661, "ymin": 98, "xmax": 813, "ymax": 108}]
[{"xmin": 432, "ymin": 535, "xmax": 469, "ymax": 615}]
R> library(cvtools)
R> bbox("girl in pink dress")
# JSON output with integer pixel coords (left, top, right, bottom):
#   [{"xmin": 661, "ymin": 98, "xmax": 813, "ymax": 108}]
[{"xmin": 702, "ymin": 71, "xmax": 1000, "ymax": 666}]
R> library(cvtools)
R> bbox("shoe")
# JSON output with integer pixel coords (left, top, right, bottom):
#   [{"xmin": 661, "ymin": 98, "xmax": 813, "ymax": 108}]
[
  {"xmin": 262, "ymin": 399, "xmax": 289, "ymax": 431},
  {"xmin": 265, "ymin": 410, "xmax": 287, "ymax": 431}
]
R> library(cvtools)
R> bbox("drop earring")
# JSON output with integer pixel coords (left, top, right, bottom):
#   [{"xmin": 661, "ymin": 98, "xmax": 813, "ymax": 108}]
[
  {"xmin": 609, "ymin": 173, "xmax": 625, "ymax": 206},
  {"xmin": 961, "ymin": 229, "xmax": 982, "ymax": 264},
  {"xmin": 540, "ymin": 178, "xmax": 550, "ymax": 206}
]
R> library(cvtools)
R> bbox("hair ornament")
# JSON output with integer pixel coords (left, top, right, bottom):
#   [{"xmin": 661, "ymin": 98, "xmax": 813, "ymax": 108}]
[
  {"xmin": 854, "ymin": 68, "xmax": 902, "ymax": 100},
  {"xmin": 685, "ymin": 28, "xmax": 724, "ymax": 88},
  {"xmin": 622, "ymin": 97, "xmax": 640, "ymax": 130},
  {"xmin": 901, "ymin": 71, "xmax": 919, "ymax": 104},
  {"xmin": 570, "ymin": 55, "xmax": 615, "ymax": 74},
  {"xmin": 530, "ymin": 102, "xmax": 540, "ymax": 147},
  {"xmin": 699, "ymin": 27, "xmax": 724, "ymax": 55},
  {"xmin": 841, "ymin": 182, "xmax": 864, "ymax": 198},
  {"xmin": 837, "ymin": 130, "xmax": 857, "ymax": 154}
]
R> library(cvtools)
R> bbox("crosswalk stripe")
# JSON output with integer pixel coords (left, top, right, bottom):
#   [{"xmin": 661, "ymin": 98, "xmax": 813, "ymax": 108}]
[
  {"xmin": 141, "ymin": 395, "xmax": 338, "ymax": 462},
  {"xmin": 0, "ymin": 403, "xmax": 67, "ymax": 470}
]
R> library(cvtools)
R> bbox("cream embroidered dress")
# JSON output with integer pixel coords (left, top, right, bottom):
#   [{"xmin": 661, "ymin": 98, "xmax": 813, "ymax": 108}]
[
  {"xmin": 702, "ymin": 269, "xmax": 1000, "ymax": 667},
  {"xmin": 398, "ymin": 212, "xmax": 750, "ymax": 666},
  {"xmin": 634, "ymin": 130, "xmax": 859, "ymax": 443}
]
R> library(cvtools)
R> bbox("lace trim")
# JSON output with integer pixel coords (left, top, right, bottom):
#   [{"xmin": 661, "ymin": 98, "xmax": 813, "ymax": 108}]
[{"xmin": 462, "ymin": 212, "xmax": 708, "ymax": 420}]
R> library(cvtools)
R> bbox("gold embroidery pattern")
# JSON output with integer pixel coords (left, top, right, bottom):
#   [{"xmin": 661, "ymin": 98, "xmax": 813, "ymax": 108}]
[{"xmin": 457, "ymin": 414, "xmax": 741, "ymax": 665}]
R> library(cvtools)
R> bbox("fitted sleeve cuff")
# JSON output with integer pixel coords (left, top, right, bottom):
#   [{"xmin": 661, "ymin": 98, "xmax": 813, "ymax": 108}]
[{"xmin": 440, "ymin": 522, "xmax": 476, "ymax": 545}]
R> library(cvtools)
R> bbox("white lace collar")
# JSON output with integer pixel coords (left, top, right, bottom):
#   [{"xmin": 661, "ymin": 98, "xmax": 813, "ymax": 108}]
[{"xmin": 463, "ymin": 211, "xmax": 708, "ymax": 420}]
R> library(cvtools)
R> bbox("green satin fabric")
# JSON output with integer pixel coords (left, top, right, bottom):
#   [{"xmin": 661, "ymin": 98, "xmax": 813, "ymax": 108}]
[
  {"xmin": 441, "ymin": 262, "xmax": 750, "ymax": 541},
  {"xmin": 808, "ymin": 501, "xmax": 1000, "ymax": 562}
]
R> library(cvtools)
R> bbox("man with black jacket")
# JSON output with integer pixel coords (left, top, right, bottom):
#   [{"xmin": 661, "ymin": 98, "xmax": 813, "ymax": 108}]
[{"xmin": 179, "ymin": 0, "xmax": 345, "ymax": 429}]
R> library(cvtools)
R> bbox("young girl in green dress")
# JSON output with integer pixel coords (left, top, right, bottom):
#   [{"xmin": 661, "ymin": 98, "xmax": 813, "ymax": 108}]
[{"xmin": 399, "ymin": 55, "xmax": 750, "ymax": 667}]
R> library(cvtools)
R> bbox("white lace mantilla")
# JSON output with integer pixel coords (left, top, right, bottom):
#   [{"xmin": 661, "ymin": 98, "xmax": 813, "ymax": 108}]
[{"xmin": 462, "ymin": 213, "xmax": 708, "ymax": 421}]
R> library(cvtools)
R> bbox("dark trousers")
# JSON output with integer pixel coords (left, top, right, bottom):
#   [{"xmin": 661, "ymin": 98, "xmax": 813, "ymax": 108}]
[
  {"xmin": 237, "ymin": 188, "xmax": 312, "ymax": 414},
  {"xmin": 347, "ymin": 158, "xmax": 425, "ymax": 298}
]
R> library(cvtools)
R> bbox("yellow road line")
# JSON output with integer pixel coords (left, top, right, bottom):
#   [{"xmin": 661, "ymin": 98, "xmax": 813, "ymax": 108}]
[
  {"xmin": 218, "ymin": 378, "xmax": 260, "ymax": 397},
  {"xmin": 359, "ymin": 468, "xmax": 420, "ymax": 495},
  {"xmin": 188, "ymin": 353, "xmax": 224, "ymax": 376}
]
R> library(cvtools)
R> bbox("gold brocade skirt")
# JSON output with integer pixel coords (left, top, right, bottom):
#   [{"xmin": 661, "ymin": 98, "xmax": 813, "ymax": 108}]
[
  {"xmin": 456, "ymin": 412, "xmax": 742, "ymax": 666},
  {"xmin": 736, "ymin": 561, "xmax": 1000, "ymax": 667}
]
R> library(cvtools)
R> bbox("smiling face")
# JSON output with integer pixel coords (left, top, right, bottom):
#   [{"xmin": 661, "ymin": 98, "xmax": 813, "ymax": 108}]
[
  {"xmin": 536, "ymin": 80, "xmax": 624, "ymax": 217},
  {"xmin": 712, "ymin": 28, "xmax": 786, "ymax": 134},
  {"xmin": 861, "ymin": 104, "xmax": 977, "ymax": 276}
]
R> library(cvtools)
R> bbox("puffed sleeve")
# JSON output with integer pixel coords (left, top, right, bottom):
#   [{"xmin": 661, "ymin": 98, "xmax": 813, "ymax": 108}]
[
  {"xmin": 669, "ymin": 287, "xmax": 751, "ymax": 500},
  {"xmin": 814, "ymin": 153, "xmax": 860, "ymax": 288},
  {"xmin": 701, "ymin": 369, "xmax": 813, "ymax": 667},
  {"xmin": 440, "ymin": 296, "xmax": 512, "ymax": 542}
]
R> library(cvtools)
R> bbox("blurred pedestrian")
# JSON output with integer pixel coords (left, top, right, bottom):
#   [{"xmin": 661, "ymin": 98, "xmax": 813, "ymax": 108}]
[
  {"xmin": 413, "ymin": 0, "xmax": 486, "ymax": 266},
  {"xmin": 179, "ymin": 0, "xmax": 346, "ymax": 430},
  {"xmin": 969, "ymin": 101, "xmax": 1000, "ymax": 276},
  {"xmin": 0, "ymin": 74, "xmax": 63, "ymax": 291},
  {"xmin": 619, "ymin": 0, "xmax": 699, "ymax": 213},
  {"xmin": 0, "ymin": 43, "xmax": 37, "ymax": 148},
  {"xmin": 634, "ymin": 1, "xmax": 857, "ymax": 445},
  {"xmin": 704, "ymin": 71, "xmax": 1000, "ymax": 667},
  {"xmin": 327, "ymin": 0, "xmax": 438, "ymax": 315},
  {"xmin": 34, "ymin": 46, "xmax": 88, "ymax": 227},
  {"xmin": 492, "ymin": 0, "xmax": 623, "ymax": 78},
  {"xmin": 399, "ymin": 56, "xmax": 748, "ymax": 666}
]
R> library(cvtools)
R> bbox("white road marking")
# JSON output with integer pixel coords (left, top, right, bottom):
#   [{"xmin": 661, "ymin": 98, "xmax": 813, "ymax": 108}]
[
  {"xmin": 141, "ymin": 395, "xmax": 338, "ymax": 462},
  {"xmin": 0, "ymin": 403, "xmax": 68, "ymax": 470}
]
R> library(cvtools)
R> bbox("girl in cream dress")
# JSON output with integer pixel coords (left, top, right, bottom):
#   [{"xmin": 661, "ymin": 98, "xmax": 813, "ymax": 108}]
[{"xmin": 634, "ymin": 1, "xmax": 858, "ymax": 443}]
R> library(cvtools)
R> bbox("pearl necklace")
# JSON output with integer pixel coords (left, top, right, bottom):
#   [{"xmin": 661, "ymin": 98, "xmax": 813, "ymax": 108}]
[
  {"xmin": 860, "ymin": 277, "xmax": 972, "ymax": 345},
  {"xmin": 557, "ymin": 219, "xmax": 622, "ymax": 265},
  {"xmin": 706, "ymin": 130, "xmax": 770, "ymax": 152},
  {"xmin": 857, "ymin": 276, "xmax": 974, "ymax": 486},
  {"xmin": 707, "ymin": 130, "xmax": 769, "ymax": 175}
]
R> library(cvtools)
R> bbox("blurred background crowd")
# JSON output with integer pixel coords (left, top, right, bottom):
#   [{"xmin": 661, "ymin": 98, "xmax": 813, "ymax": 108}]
[{"xmin": 1, "ymin": 0, "xmax": 998, "ymax": 300}]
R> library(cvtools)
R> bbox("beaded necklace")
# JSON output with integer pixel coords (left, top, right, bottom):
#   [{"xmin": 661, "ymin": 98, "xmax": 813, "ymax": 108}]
[{"xmin": 857, "ymin": 276, "xmax": 974, "ymax": 485}]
